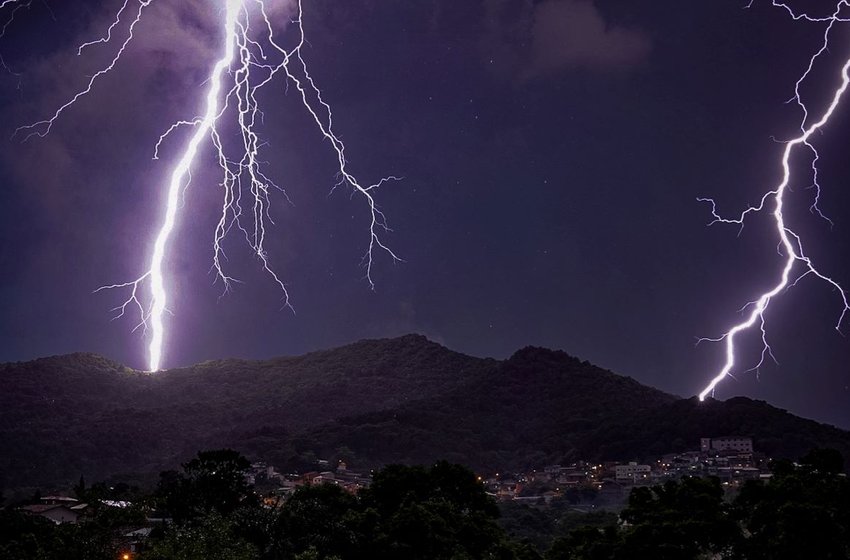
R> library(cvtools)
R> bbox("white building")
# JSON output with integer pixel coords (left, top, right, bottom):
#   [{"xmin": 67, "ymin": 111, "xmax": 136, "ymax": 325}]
[
  {"xmin": 615, "ymin": 462, "xmax": 651, "ymax": 483},
  {"xmin": 19, "ymin": 504, "xmax": 82, "ymax": 524}
]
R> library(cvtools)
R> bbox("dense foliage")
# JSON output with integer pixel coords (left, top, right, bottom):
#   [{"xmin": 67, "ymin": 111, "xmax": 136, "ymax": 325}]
[
  {"xmin": 0, "ymin": 336, "xmax": 492, "ymax": 490},
  {"xmin": 498, "ymin": 502, "xmax": 617, "ymax": 552},
  {"xmin": 0, "ymin": 495, "xmax": 146, "ymax": 559},
  {"xmin": 297, "ymin": 347, "xmax": 850, "ymax": 472},
  {"xmin": 729, "ymin": 448, "xmax": 849, "ymax": 560},
  {"xmin": 2, "ymin": 449, "xmax": 848, "ymax": 559},
  {"xmin": 1, "ymin": 451, "xmax": 539, "ymax": 560},
  {"xmin": 545, "ymin": 448, "xmax": 850, "ymax": 560},
  {"xmin": 2, "ymin": 336, "xmax": 850, "ymax": 493}
]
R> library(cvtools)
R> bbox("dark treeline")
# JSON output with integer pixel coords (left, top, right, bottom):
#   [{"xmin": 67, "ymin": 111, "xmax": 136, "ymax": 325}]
[{"xmin": 1, "ymin": 448, "xmax": 848, "ymax": 560}]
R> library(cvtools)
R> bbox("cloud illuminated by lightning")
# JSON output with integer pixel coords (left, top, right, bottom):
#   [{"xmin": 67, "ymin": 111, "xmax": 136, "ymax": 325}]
[
  {"xmin": 14, "ymin": 0, "xmax": 401, "ymax": 371},
  {"xmin": 697, "ymin": 0, "xmax": 850, "ymax": 400}
]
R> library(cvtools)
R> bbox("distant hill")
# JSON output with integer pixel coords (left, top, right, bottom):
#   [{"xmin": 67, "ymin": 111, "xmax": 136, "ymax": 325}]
[
  {"xmin": 1, "ymin": 335, "xmax": 849, "ymax": 491},
  {"xmin": 290, "ymin": 346, "xmax": 850, "ymax": 470}
]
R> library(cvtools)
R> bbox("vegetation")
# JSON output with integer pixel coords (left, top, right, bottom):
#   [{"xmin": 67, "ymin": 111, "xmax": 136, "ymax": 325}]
[
  {"xmin": 2, "ymin": 448, "xmax": 849, "ymax": 559},
  {"xmin": 544, "ymin": 449, "xmax": 850, "ymax": 559},
  {"xmin": 499, "ymin": 501, "xmax": 617, "ymax": 552},
  {"xmin": 729, "ymin": 448, "xmax": 849, "ymax": 560},
  {"xmin": 0, "ymin": 335, "xmax": 492, "ymax": 491},
  {"xmin": 2, "ymin": 336, "xmax": 850, "ymax": 494},
  {"xmin": 0, "ymin": 494, "xmax": 146, "ymax": 559},
  {"xmin": 1, "ymin": 451, "xmax": 540, "ymax": 559}
]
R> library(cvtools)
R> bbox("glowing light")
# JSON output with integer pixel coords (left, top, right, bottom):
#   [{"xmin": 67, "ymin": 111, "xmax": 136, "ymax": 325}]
[
  {"xmin": 0, "ymin": 0, "xmax": 32, "ymax": 40},
  {"xmin": 144, "ymin": 0, "xmax": 240, "ymax": 373},
  {"xmin": 16, "ymin": 0, "xmax": 400, "ymax": 371},
  {"xmin": 697, "ymin": 0, "xmax": 850, "ymax": 400}
]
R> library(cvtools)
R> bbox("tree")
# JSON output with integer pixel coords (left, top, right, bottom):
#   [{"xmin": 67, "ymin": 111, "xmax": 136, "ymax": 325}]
[
  {"xmin": 273, "ymin": 483, "xmax": 359, "ymax": 559},
  {"xmin": 799, "ymin": 447, "xmax": 844, "ymax": 475},
  {"xmin": 156, "ymin": 469, "xmax": 194, "ymax": 523},
  {"xmin": 732, "ymin": 449, "xmax": 849, "ymax": 560},
  {"xmin": 0, "ymin": 508, "xmax": 119, "ymax": 560},
  {"xmin": 547, "ymin": 477, "xmax": 739, "ymax": 560},
  {"xmin": 618, "ymin": 477, "xmax": 739, "ymax": 559},
  {"xmin": 0, "ymin": 509, "xmax": 60, "ymax": 560},
  {"xmin": 144, "ymin": 512, "xmax": 258, "ymax": 560},
  {"xmin": 73, "ymin": 475, "xmax": 86, "ymax": 500},
  {"xmin": 268, "ymin": 462, "xmax": 520, "ymax": 560},
  {"xmin": 183, "ymin": 449, "xmax": 255, "ymax": 516},
  {"xmin": 156, "ymin": 449, "xmax": 257, "ymax": 522},
  {"xmin": 545, "ymin": 526, "xmax": 620, "ymax": 560},
  {"xmin": 357, "ymin": 462, "xmax": 508, "ymax": 560}
]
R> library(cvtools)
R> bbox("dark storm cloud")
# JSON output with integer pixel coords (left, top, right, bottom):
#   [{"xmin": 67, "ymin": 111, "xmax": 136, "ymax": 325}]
[
  {"xmin": 2, "ymin": 1, "xmax": 218, "ymax": 216},
  {"xmin": 482, "ymin": 0, "xmax": 651, "ymax": 80},
  {"xmin": 525, "ymin": 0, "xmax": 651, "ymax": 76},
  {"xmin": 0, "ymin": 0, "xmax": 301, "ymax": 259}
]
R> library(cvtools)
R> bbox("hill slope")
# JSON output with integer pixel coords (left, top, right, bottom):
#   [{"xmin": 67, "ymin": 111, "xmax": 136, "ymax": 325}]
[
  {"xmin": 1, "ymin": 336, "xmax": 848, "ymax": 490},
  {"xmin": 293, "ymin": 346, "xmax": 850, "ymax": 470},
  {"xmin": 0, "ymin": 335, "xmax": 489, "ymax": 489}
]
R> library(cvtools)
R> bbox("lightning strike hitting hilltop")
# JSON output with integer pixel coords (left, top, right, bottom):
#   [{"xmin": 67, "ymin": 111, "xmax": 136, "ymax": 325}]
[
  {"xmin": 697, "ymin": 0, "xmax": 850, "ymax": 400},
  {"xmin": 15, "ymin": 0, "xmax": 400, "ymax": 371}
]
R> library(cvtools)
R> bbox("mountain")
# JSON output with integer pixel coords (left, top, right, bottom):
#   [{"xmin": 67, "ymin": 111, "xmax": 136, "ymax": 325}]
[
  {"xmin": 289, "ymin": 346, "xmax": 850, "ymax": 470},
  {"xmin": 1, "ymin": 335, "xmax": 849, "ymax": 491}
]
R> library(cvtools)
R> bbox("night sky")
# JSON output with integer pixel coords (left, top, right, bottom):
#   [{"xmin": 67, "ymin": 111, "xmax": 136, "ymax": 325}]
[{"xmin": 1, "ymin": 0, "xmax": 849, "ymax": 428}]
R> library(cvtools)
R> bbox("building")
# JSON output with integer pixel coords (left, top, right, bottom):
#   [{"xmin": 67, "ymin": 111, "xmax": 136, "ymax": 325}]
[
  {"xmin": 313, "ymin": 471, "xmax": 336, "ymax": 485},
  {"xmin": 18, "ymin": 496, "xmax": 92, "ymax": 524},
  {"xmin": 19, "ymin": 504, "xmax": 83, "ymax": 524},
  {"xmin": 615, "ymin": 462, "xmax": 651, "ymax": 483}
]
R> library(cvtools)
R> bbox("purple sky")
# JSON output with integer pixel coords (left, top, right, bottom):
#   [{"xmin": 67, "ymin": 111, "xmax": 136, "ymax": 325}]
[{"xmin": 1, "ymin": 0, "xmax": 849, "ymax": 428}]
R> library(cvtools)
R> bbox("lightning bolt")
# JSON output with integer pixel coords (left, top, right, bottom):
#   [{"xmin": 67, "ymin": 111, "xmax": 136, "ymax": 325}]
[
  {"xmin": 697, "ymin": 0, "xmax": 850, "ymax": 400},
  {"xmin": 15, "ymin": 0, "xmax": 401, "ymax": 371},
  {"xmin": 0, "ymin": 0, "xmax": 31, "ymax": 39}
]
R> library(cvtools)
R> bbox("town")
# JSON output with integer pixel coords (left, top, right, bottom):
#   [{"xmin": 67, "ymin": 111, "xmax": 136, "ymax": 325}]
[
  {"xmin": 481, "ymin": 435, "xmax": 766, "ymax": 506},
  {"xmin": 246, "ymin": 435, "xmax": 766, "ymax": 509},
  {"xmin": 15, "ymin": 434, "xmax": 767, "ymax": 530}
]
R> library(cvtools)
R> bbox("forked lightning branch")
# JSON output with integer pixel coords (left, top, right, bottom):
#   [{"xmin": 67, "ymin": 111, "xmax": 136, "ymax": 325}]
[
  {"xmin": 10, "ymin": 0, "xmax": 400, "ymax": 371},
  {"xmin": 697, "ymin": 0, "xmax": 850, "ymax": 399},
  {"xmin": 7, "ymin": 0, "xmax": 850, "ymax": 397}
]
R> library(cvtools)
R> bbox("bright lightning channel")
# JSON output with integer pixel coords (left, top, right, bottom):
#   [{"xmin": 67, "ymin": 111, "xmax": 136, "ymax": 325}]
[
  {"xmin": 697, "ymin": 0, "xmax": 850, "ymax": 400},
  {"xmin": 0, "ymin": 0, "xmax": 32, "ymax": 39},
  {"xmin": 15, "ymin": 0, "xmax": 401, "ymax": 372}
]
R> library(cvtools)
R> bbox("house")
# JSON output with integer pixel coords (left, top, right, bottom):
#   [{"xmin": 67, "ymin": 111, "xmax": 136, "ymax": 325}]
[
  {"xmin": 123, "ymin": 527, "xmax": 153, "ymax": 553},
  {"xmin": 615, "ymin": 462, "xmax": 651, "ymax": 483},
  {"xmin": 298, "ymin": 471, "xmax": 319, "ymax": 485},
  {"xmin": 18, "ymin": 495, "xmax": 93, "ymax": 524},
  {"xmin": 313, "ymin": 471, "xmax": 336, "ymax": 485},
  {"xmin": 19, "ymin": 504, "xmax": 82, "ymax": 524}
]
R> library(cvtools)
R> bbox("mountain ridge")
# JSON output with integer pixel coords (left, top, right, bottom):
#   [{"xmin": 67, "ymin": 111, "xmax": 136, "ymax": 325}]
[{"xmin": 1, "ymin": 335, "xmax": 848, "ymax": 491}]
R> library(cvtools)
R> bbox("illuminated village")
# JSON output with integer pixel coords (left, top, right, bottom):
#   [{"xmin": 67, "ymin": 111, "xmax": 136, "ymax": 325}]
[{"xmin": 17, "ymin": 436, "xmax": 765, "ymax": 527}]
